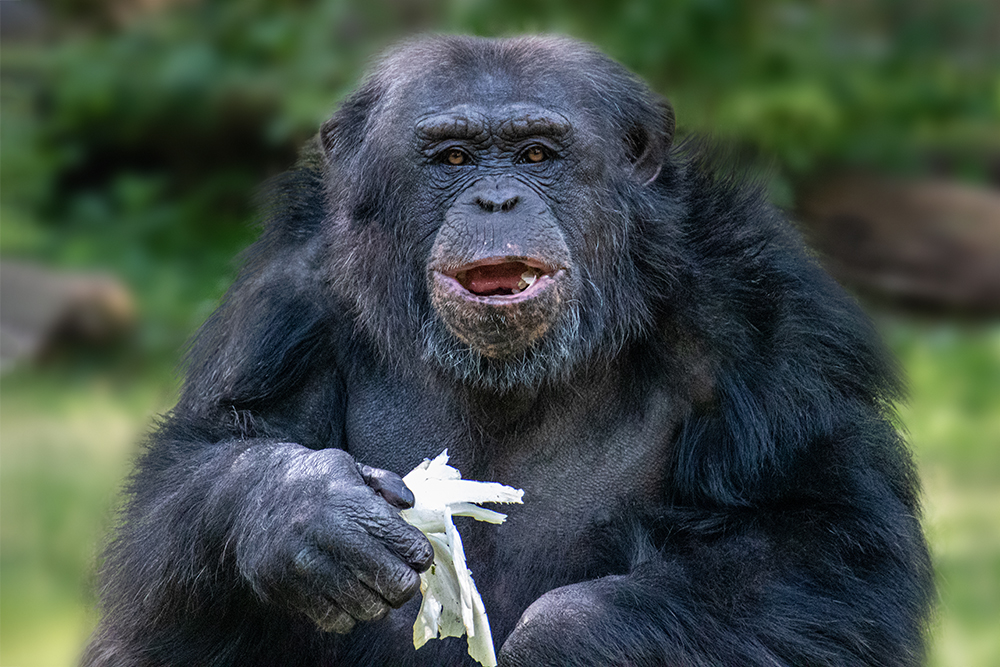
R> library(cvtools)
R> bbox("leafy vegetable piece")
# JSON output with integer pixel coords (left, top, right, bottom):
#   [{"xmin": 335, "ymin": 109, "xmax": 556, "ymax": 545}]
[{"xmin": 401, "ymin": 450, "xmax": 524, "ymax": 667}]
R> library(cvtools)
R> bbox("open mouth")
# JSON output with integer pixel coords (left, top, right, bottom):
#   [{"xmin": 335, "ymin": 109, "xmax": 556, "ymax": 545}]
[{"xmin": 449, "ymin": 259, "xmax": 553, "ymax": 298}]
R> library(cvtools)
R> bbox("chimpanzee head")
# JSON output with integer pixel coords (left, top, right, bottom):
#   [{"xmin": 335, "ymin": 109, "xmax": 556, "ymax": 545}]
[{"xmin": 320, "ymin": 36, "xmax": 677, "ymax": 388}]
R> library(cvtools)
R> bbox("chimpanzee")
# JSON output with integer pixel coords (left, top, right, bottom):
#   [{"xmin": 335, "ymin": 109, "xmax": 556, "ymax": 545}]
[{"xmin": 84, "ymin": 36, "xmax": 933, "ymax": 666}]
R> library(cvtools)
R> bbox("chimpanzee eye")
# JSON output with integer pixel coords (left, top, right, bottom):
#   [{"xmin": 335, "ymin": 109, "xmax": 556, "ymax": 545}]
[
  {"xmin": 445, "ymin": 149, "xmax": 469, "ymax": 166},
  {"xmin": 521, "ymin": 145, "xmax": 549, "ymax": 164}
]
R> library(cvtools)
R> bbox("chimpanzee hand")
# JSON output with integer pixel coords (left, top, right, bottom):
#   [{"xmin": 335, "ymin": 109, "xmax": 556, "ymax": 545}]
[
  {"xmin": 499, "ymin": 576, "xmax": 656, "ymax": 667},
  {"xmin": 229, "ymin": 444, "xmax": 433, "ymax": 633}
]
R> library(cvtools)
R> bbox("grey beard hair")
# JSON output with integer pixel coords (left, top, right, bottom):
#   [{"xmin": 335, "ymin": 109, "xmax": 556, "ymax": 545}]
[{"xmin": 420, "ymin": 303, "xmax": 584, "ymax": 391}]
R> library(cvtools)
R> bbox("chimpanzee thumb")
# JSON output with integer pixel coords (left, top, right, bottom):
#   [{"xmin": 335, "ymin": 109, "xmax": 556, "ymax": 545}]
[{"xmin": 358, "ymin": 464, "xmax": 416, "ymax": 510}]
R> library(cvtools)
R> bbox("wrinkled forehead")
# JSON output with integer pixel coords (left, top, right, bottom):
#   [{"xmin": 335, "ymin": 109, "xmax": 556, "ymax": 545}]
[{"xmin": 372, "ymin": 37, "xmax": 608, "ymax": 130}]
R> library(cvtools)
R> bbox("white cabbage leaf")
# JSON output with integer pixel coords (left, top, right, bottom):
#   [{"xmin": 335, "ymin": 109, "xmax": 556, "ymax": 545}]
[{"xmin": 400, "ymin": 450, "xmax": 524, "ymax": 667}]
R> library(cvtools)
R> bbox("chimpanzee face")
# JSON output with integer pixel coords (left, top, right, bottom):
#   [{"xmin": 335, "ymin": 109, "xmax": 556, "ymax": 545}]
[
  {"xmin": 322, "ymin": 37, "xmax": 673, "ymax": 387},
  {"xmin": 420, "ymin": 100, "xmax": 577, "ymax": 358}
]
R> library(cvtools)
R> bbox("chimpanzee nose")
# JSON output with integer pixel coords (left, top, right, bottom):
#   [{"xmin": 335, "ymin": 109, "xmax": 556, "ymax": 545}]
[
  {"xmin": 474, "ymin": 193, "xmax": 521, "ymax": 213},
  {"xmin": 468, "ymin": 177, "xmax": 524, "ymax": 213}
]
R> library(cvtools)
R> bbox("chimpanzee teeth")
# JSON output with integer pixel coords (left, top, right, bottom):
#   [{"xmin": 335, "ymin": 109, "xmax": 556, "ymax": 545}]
[
  {"xmin": 516, "ymin": 279, "xmax": 527, "ymax": 290},
  {"xmin": 521, "ymin": 271, "xmax": 538, "ymax": 287}
]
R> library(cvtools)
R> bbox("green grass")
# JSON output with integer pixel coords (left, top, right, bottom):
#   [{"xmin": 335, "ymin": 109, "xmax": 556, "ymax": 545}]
[
  {"xmin": 0, "ymin": 319, "xmax": 997, "ymax": 666},
  {"xmin": 0, "ymin": 368, "xmax": 179, "ymax": 666},
  {"xmin": 884, "ymin": 320, "xmax": 1000, "ymax": 666}
]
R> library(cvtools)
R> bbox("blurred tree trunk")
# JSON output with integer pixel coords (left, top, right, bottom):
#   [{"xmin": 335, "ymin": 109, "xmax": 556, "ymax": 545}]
[{"xmin": 796, "ymin": 174, "xmax": 1000, "ymax": 315}]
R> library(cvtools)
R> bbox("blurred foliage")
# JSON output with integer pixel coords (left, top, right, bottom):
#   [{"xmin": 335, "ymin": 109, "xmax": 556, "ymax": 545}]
[{"xmin": 2, "ymin": 2, "xmax": 997, "ymax": 355}]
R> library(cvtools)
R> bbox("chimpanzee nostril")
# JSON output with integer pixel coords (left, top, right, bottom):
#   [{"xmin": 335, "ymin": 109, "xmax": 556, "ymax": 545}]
[{"xmin": 474, "ymin": 195, "xmax": 520, "ymax": 213}]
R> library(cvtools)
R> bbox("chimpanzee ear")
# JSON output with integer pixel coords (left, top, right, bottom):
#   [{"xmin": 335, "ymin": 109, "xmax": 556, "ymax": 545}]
[
  {"xmin": 320, "ymin": 86, "xmax": 375, "ymax": 161},
  {"xmin": 627, "ymin": 99, "xmax": 675, "ymax": 185},
  {"xmin": 320, "ymin": 116, "xmax": 340, "ymax": 157},
  {"xmin": 320, "ymin": 107, "xmax": 364, "ymax": 160}
]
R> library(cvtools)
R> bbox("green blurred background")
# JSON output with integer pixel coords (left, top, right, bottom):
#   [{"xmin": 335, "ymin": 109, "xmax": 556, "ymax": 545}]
[{"xmin": 1, "ymin": 1, "xmax": 997, "ymax": 665}]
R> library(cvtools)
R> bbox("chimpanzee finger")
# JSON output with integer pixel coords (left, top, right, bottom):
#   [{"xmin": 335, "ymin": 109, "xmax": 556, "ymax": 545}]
[
  {"xmin": 361, "ymin": 512, "xmax": 435, "ymax": 573},
  {"xmin": 352, "ymin": 554, "xmax": 422, "ymax": 609},
  {"xmin": 293, "ymin": 544, "xmax": 394, "ymax": 622},
  {"xmin": 320, "ymin": 572, "xmax": 391, "ymax": 622},
  {"xmin": 310, "ymin": 520, "xmax": 427, "ymax": 607},
  {"xmin": 358, "ymin": 464, "xmax": 415, "ymax": 509},
  {"xmin": 303, "ymin": 600, "xmax": 356, "ymax": 634}
]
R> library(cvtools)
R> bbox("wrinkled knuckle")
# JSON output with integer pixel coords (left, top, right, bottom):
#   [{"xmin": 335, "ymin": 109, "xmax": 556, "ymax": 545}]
[
  {"xmin": 310, "ymin": 447, "xmax": 356, "ymax": 478},
  {"xmin": 407, "ymin": 535, "xmax": 435, "ymax": 571},
  {"xmin": 396, "ymin": 566, "xmax": 422, "ymax": 604},
  {"xmin": 311, "ymin": 607, "xmax": 355, "ymax": 634},
  {"xmin": 345, "ymin": 501, "xmax": 382, "ymax": 529},
  {"xmin": 300, "ymin": 595, "xmax": 355, "ymax": 634},
  {"xmin": 293, "ymin": 546, "xmax": 323, "ymax": 575},
  {"xmin": 325, "ymin": 447, "xmax": 354, "ymax": 465},
  {"xmin": 376, "ymin": 564, "xmax": 420, "ymax": 608},
  {"xmin": 320, "ymin": 448, "xmax": 357, "ymax": 472},
  {"xmin": 355, "ymin": 597, "xmax": 392, "ymax": 622}
]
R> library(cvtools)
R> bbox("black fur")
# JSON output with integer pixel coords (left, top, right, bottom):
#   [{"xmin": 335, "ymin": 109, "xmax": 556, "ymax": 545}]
[{"xmin": 85, "ymin": 36, "xmax": 933, "ymax": 667}]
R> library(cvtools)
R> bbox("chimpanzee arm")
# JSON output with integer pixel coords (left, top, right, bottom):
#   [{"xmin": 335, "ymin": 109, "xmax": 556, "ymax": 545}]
[
  {"xmin": 87, "ymin": 157, "xmax": 432, "ymax": 663},
  {"xmin": 98, "ymin": 434, "xmax": 431, "ymax": 641},
  {"xmin": 500, "ymin": 445, "xmax": 932, "ymax": 667}
]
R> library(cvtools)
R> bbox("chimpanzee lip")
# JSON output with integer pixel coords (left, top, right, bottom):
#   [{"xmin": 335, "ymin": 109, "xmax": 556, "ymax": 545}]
[{"xmin": 433, "ymin": 257, "xmax": 562, "ymax": 303}]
